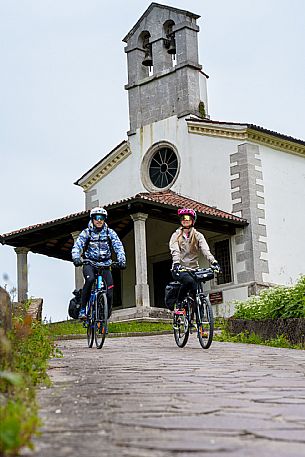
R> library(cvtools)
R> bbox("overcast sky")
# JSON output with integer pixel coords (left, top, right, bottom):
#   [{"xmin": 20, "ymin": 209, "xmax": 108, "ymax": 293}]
[{"xmin": 1, "ymin": 0, "xmax": 304, "ymax": 322}]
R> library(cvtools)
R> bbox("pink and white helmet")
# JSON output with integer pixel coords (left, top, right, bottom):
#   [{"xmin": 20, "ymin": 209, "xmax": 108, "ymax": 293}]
[{"xmin": 177, "ymin": 208, "xmax": 197, "ymax": 222}]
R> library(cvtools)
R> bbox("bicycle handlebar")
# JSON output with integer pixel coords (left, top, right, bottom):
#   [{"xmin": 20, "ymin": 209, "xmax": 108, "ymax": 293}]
[
  {"xmin": 81, "ymin": 259, "xmax": 123, "ymax": 269},
  {"xmin": 171, "ymin": 266, "xmax": 216, "ymax": 282},
  {"xmin": 172, "ymin": 266, "xmax": 215, "ymax": 273}
]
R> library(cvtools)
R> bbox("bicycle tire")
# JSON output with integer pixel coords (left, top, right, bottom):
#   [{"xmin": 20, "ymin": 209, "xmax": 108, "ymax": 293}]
[
  {"xmin": 197, "ymin": 297, "xmax": 214, "ymax": 349},
  {"xmin": 95, "ymin": 292, "xmax": 108, "ymax": 349},
  {"xmin": 86, "ymin": 305, "xmax": 94, "ymax": 348},
  {"xmin": 173, "ymin": 304, "xmax": 190, "ymax": 348}
]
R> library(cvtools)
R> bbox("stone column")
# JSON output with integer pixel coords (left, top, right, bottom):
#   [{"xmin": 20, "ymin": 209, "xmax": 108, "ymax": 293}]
[
  {"xmin": 131, "ymin": 213, "xmax": 150, "ymax": 308},
  {"xmin": 71, "ymin": 231, "xmax": 84, "ymax": 290},
  {"xmin": 14, "ymin": 247, "xmax": 30, "ymax": 302}
]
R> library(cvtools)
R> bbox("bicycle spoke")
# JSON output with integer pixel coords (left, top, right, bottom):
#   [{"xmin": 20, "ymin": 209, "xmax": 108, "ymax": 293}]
[
  {"xmin": 173, "ymin": 302, "xmax": 190, "ymax": 348},
  {"xmin": 95, "ymin": 292, "xmax": 108, "ymax": 349},
  {"xmin": 86, "ymin": 304, "xmax": 94, "ymax": 348},
  {"xmin": 197, "ymin": 298, "xmax": 214, "ymax": 349}
]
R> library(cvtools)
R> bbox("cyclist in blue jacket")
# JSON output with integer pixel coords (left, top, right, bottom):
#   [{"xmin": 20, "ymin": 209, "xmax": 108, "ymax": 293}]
[{"xmin": 72, "ymin": 207, "xmax": 126, "ymax": 319}]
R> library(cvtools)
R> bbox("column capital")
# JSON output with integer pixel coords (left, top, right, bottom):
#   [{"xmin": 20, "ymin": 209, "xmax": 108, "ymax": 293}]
[
  {"xmin": 71, "ymin": 231, "xmax": 81, "ymax": 242},
  {"xmin": 14, "ymin": 247, "xmax": 30, "ymax": 255},
  {"xmin": 131, "ymin": 212, "xmax": 148, "ymax": 222}
]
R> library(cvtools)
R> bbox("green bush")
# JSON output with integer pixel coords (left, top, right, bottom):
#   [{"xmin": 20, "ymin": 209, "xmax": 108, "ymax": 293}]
[
  {"xmin": 0, "ymin": 399, "xmax": 40, "ymax": 455},
  {"xmin": 0, "ymin": 313, "xmax": 59, "ymax": 456},
  {"xmin": 233, "ymin": 276, "xmax": 305, "ymax": 320}
]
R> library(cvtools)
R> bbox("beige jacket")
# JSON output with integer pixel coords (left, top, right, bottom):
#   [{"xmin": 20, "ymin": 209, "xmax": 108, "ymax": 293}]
[{"xmin": 169, "ymin": 227, "xmax": 216, "ymax": 269}]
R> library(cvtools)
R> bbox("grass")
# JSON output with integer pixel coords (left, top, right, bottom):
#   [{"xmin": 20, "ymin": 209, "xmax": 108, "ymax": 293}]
[
  {"xmin": 47, "ymin": 319, "xmax": 172, "ymax": 337},
  {"xmin": 214, "ymin": 328, "xmax": 304, "ymax": 349}
]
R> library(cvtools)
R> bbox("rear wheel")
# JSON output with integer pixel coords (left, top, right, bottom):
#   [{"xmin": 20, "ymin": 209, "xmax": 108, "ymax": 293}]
[
  {"xmin": 196, "ymin": 296, "xmax": 214, "ymax": 349},
  {"xmin": 173, "ymin": 303, "xmax": 190, "ymax": 348},
  {"xmin": 95, "ymin": 292, "xmax": 108, "ymax": 349},
  {"xmin": 86, "ymin": 304, "xmax": 94, "ymax": 348}
]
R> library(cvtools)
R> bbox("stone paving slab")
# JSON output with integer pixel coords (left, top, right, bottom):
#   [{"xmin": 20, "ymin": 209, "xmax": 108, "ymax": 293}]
[{"xmin": 21, "ymin": 335, "xmax": 305, "ymax": 456}]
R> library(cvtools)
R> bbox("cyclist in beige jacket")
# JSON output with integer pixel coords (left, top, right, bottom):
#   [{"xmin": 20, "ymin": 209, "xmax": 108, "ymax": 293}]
[{"xmin": 169, "ymin": 208, "xmax": 220, "ymax": 306}]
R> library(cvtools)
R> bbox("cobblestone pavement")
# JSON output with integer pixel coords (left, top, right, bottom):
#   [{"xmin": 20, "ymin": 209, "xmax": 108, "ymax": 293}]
[{"xmin": 22, "ymin": 335, "xmax": 305, "ymax": 457}]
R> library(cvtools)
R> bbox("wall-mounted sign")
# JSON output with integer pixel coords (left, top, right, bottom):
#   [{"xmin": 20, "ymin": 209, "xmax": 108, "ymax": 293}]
[{"xmin": 209, "ymin": 291, "xmax": 223, "ymax": 305}]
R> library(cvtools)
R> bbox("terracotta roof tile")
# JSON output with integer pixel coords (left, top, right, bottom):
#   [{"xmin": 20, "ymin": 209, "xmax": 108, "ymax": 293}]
[
  {"xmin": 102, "ymin": 190, "xmax": 246, "ymax": 223},
  {"xmin": 1, "ymin": 190, "xmax": 246, "ymax": 241},
  {"xmin": 134, "ymin": 190, "xmax": 246, "ymax": 222},
  {"xmin": 1, "ymin": 210, "xmax": 89, "ymax": 239}
]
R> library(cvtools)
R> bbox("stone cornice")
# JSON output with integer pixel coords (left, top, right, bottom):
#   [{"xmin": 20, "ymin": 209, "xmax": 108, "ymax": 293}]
[
  {"xmin": 187, "ymin": 121, "xmax": 305, "ymax": 157},
  {"xmin": 125, "ymin": 61, "xmax": 202, "ymax": 90},
  {"xmin": 78, "ymin": 142, "xmax": 131, "ymax": 192}
]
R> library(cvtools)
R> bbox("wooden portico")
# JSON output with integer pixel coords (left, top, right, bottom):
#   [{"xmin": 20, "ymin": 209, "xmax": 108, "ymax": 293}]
[{"xmin": 0, "ymin": 190, "xmax": 247, "ymax": 319}]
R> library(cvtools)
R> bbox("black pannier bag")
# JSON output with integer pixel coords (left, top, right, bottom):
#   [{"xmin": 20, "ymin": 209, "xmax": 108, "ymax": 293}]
[
  {"xmin": 68, "ymin": 289, "xmax": 82, "ymax": 319},
  {"xmin": 164, "ymin": 282, "xmax": 181, "ymax": 311}
]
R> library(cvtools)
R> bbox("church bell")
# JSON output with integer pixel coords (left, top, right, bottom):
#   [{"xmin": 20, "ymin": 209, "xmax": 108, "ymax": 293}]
[
  {"xmin": 142, "ymin": 47, "xmax": 153, "ymax": 67},
  {"xmin": 167, "ymin": 34, "xmax": 176, "ymax": 55}
]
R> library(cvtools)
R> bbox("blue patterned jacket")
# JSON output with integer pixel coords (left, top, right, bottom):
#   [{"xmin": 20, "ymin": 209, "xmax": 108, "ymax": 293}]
[{"xmin": 71, "ymin": 221, "xmax": 126, "ymax": 267}]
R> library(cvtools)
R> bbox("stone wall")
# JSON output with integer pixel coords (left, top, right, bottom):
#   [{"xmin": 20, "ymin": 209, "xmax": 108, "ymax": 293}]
[
  {"xmin": 0, "ymin": 286, "xmax": 12, "ymax": 332},
  {"xmin": 227, "ymin": 318, "xmax": 305, "ymax": 346}
]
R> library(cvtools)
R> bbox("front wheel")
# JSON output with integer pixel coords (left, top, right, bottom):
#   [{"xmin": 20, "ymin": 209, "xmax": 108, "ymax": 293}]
[
  {"xmin": 196, "ymin": 297, "xmax": 214, "ymax": 349},
  {"xmin": 173, "ymin": 304, "xmax": 190, "ymax": 348},
  {"xmin": 95, "ymin": 292, "xmax": 108, "ymax": 349},
  {"xmin": 86, "ymin": 304, "xmax": 94, "ymax": 348}
]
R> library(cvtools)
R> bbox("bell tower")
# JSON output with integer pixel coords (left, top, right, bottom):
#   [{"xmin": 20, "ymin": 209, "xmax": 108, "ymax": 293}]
[{"xmin": 123, "ymin": 3, "xmax": 208, "ymax": 134}]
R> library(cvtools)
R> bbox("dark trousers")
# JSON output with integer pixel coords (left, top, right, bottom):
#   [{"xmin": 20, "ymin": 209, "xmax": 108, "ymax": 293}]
[
  {"xmin": 82, "ymin": 264, "xmax": 114, "ymax": 318},
  {"xmin": 171, "ymin": 270, "xmax": 197, "ymax": 302}
]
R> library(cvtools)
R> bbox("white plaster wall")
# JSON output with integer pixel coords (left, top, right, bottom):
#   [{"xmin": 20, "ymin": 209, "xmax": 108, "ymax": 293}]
[
  {"xmin": 212, "ymin": 285, "xmax": 249, "ymax": 317},
  {"xmin": 88, "ymin": 116, "xmax": 241, "ymax": 213},
  {"xmin": 91, "ymin": 151, "xmax": 146, "ymax": 206},
  {"xmin": 174, "ymin": 130, "xmax": 239, "ymax": 212},
  {"xmin": 136, "ymin": 116, "xmax": 240, "ymax": 212},
  {"xmin": 260, "ymin": 146, "xmax": 305, "ymax": 284}
]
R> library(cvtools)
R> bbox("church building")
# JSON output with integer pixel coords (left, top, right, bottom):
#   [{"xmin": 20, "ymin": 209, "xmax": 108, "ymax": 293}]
[{"xmin": 2, "ymin": 3, "xmax": 305, "ymax": 319}]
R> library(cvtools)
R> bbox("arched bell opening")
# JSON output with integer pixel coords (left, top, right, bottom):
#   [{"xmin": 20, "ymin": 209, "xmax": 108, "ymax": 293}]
[
  {"xmin": 138, "ymin": 31, "xmax": 153, "ymax": 75},
  {"xmin": 163, "ymin": 20, "xmax": 176, "ymax": 67}
]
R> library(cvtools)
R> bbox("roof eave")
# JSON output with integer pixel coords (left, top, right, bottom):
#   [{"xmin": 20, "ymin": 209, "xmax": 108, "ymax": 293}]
[
  {"xmin": 74, "ymin": 140, "xmax": 127, "ymax": 186},
  {"xmin": 123, "ymin": 2, "xmax": 200, "ymax": 43}
]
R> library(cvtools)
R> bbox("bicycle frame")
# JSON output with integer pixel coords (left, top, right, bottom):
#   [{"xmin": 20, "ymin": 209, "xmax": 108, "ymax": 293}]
[
  {"xmin": 83, "ymin": 260, "xmax": 109, "ymax": 349},
  {"xmin": 173, "ymin": 267, "xmax": 214, "ymax": 349}
]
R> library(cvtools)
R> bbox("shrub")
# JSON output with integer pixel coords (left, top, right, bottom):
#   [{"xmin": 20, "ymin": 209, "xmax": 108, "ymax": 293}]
[
  {"xmin": 0, "ymin": 311, "xmax": 59, "ymax": 456},
  {"xmin": 233, "ymin": 275, "xmax": 305, "ymax": 320}
]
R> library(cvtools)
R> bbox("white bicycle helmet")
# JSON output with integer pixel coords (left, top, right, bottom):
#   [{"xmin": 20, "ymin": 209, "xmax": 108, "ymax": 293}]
[{"xmin": 90, "ymin": 207, "xmax": 108, "ymax": 219}]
